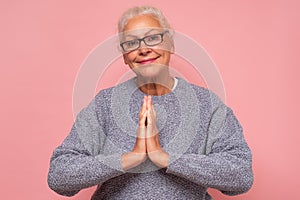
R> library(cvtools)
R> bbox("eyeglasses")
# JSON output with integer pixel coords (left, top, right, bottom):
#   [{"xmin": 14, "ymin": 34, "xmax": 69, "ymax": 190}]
[{"xmin": 120, "ymin": 31, "xmax": 168, "ymax": 52}]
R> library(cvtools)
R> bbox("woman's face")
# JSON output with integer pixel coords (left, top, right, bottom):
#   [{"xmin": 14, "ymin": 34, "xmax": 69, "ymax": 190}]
[{"xmin": 121, "ymin": 15, "xmax": 173, "ymax": 78}]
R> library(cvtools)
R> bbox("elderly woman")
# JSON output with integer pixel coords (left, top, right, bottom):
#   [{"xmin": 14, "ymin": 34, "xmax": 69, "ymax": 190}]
[{"xmin": 48, "ymin": 6, "xmax": 253, "ymax": 200}]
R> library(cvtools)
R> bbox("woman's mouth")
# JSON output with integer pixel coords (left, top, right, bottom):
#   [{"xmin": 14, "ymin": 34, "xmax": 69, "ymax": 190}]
[{"xmin": 137, "ymin": 57, "xmax": 159, "ymax": 64}]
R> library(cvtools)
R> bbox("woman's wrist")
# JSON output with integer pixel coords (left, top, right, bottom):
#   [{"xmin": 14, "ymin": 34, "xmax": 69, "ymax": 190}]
[
  {"xmin": 148, "ymin": 150, "xmax": 169, "ymax": 168},
  {"xmin": 121, "ymin": 152, "xmax": 147, "ymax": 171}
]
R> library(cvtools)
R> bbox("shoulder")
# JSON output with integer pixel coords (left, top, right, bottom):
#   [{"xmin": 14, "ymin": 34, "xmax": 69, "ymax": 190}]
[
  {"xmin": 176, "ymin": 77, "xmax": 224, "ymax": 108},
  {"xmin": 94, "ymin": 78, "xmax": 136, "ymax": 101}
]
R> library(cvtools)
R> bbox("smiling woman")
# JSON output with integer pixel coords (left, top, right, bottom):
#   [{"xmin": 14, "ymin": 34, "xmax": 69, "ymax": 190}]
[
  {"xmin": 47, "ymin": 5, "xmax": 253, "ymax": 200},
  {"xmin": 120, "ymin": 14, "xmax": 174, "ymax": 96}
]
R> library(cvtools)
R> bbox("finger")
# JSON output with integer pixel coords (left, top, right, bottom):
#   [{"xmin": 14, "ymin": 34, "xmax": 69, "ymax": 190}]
[
  {"xmin": 147, "ymin": 110, "xmax": 152, "ymax": 126},
  {"xmin": 145, "ymin": 95, "xmax": 150, "ymax": 110},
  {"xmin": 146, "ymin": 116, "xmax": 158, "ymax": 136},
  {"xmin": 139, "ymin": 110, "xmax": 147, "ymax": 127},
  {"xmin": 148, "ymin": 105, "xmax": 156, "ymax": 124},
  {"xmin": 150, "ymin": 104, "xmax": 156, "ymax": 118},
  {"xmin": 141, "ymin": 96, "xmax": 147, "ymax": 113},
  {"xmin": 146, "ymin": 96, "xmax": 153, "ymax": 117},
  {"xmin": 147, "ymin": 96, "xmax": 155, "ymax": 114},
  {"xmin": 139, "ymin": 97, "xmax": 147, "ymax": 126}
]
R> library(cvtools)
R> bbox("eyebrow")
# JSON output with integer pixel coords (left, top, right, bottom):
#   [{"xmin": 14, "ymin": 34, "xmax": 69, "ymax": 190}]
[{"xmin": 123, "ymin": 29, "xmax": 162, "ymax": 39}]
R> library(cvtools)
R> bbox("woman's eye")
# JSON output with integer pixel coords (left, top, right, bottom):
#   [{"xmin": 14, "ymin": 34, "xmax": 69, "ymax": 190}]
[
  {"xmin": 147, "ymin": 35, "xmax": 160, "ymax": 41},
  {"xmin": 126, "ymin": 40, "xmax": 138, "ymax": 47}
]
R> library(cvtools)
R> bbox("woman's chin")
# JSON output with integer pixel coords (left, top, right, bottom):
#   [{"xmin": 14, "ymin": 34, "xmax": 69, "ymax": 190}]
[{"xmin": 133, "ymin": 64, "xmax": 167, "ymax": 79}]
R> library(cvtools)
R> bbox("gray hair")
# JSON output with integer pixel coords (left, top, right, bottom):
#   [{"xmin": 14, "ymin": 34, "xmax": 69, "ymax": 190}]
[{"xmin": 118, "ymin": 6, "xmax": 172, "ymax": 33}]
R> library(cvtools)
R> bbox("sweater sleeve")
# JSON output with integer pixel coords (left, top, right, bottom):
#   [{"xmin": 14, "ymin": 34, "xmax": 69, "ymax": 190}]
[
  {"xmin": 166, "ymin": 102, "xmax": 253, "ymax": 195},
  {"xmin": 47, "ymin": 98, "xmax": 124, "ymax": 196}
]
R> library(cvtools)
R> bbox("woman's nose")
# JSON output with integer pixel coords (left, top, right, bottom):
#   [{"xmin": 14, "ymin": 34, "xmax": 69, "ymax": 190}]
[
  {"xmin": 138, "ymin": 41, "xmax": 152, "ymax": 55},
  {"xmin": 138, "ymin": 47, "xmax": 152, "ymax": 55}
]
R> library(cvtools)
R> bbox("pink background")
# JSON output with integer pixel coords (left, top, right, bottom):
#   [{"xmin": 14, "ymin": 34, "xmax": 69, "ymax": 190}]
[{"xmin": 1, "ymin": 0, "xmax": 299, "ymax": 199}]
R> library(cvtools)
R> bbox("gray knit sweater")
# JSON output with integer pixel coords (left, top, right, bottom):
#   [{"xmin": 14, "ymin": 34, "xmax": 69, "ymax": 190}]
[{"xmin": 48, "ymin": 77, "xmax": 253, "ymax": 199}]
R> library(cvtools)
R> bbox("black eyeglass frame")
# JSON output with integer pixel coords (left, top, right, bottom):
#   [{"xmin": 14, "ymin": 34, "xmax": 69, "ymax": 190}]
[{"xmin": 120, "ymin": 31, "xmax": 169, "ymax": 52}]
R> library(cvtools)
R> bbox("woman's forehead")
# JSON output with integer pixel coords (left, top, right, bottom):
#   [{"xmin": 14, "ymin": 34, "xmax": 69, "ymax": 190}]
[{"xmin": 120, "ymin": 27, "xmax": 165, "ymax": 38}]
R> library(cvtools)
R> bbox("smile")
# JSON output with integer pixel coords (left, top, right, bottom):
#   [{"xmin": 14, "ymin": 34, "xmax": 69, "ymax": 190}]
[{"xmin": 137, "ymin": 57, "xmax": 159, "ymax": 64}]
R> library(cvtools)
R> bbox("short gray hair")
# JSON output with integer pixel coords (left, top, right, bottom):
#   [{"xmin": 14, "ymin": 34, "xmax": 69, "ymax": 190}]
[{"xmin": 118, "ymin": 6, "xmax": 171, "ymax": 33}]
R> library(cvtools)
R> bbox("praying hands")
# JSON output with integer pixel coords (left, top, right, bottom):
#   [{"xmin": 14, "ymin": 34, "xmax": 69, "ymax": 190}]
[{"xmin": 121, "ymin": 96, "xmax": 169, "ymax": 170}]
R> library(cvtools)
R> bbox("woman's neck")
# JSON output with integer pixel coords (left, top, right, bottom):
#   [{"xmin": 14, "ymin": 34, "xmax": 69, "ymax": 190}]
[{"xmin": 136, "ymin": 75, "xmax": 174, "ymax": 96}]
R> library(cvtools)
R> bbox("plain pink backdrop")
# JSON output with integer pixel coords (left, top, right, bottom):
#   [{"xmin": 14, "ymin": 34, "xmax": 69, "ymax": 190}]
[{"xmin": 1, "ymin": 0, "xmax": 299, "ymax": 199}]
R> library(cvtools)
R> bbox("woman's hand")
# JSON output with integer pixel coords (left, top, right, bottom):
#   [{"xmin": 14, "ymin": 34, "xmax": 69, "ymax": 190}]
[
  {"xmin": 145, "ymin": 96, "xmax": 169, "ymax": 168},
  {"xmin": 121, "ymin": 96, "xmax": 147, "ymax": 171},
  {"xmin": 121, "ymin": 96, "xmax": 169, "ymax": 171}
]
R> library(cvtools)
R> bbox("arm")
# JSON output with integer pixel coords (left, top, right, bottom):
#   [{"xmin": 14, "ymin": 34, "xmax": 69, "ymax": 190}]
[
  {"xmin": 166, "ymin": 105, "xmax": 253, "ymax": 195},
  {"xmin": 47, "ymin": 99, "xmax": 124, "ymax": 196}
]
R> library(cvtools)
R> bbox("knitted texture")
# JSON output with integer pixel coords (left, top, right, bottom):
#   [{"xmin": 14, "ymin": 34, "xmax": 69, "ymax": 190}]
[{"xmin": 48, "ymin": 78, "xmax": 253, "ymax": 199}]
